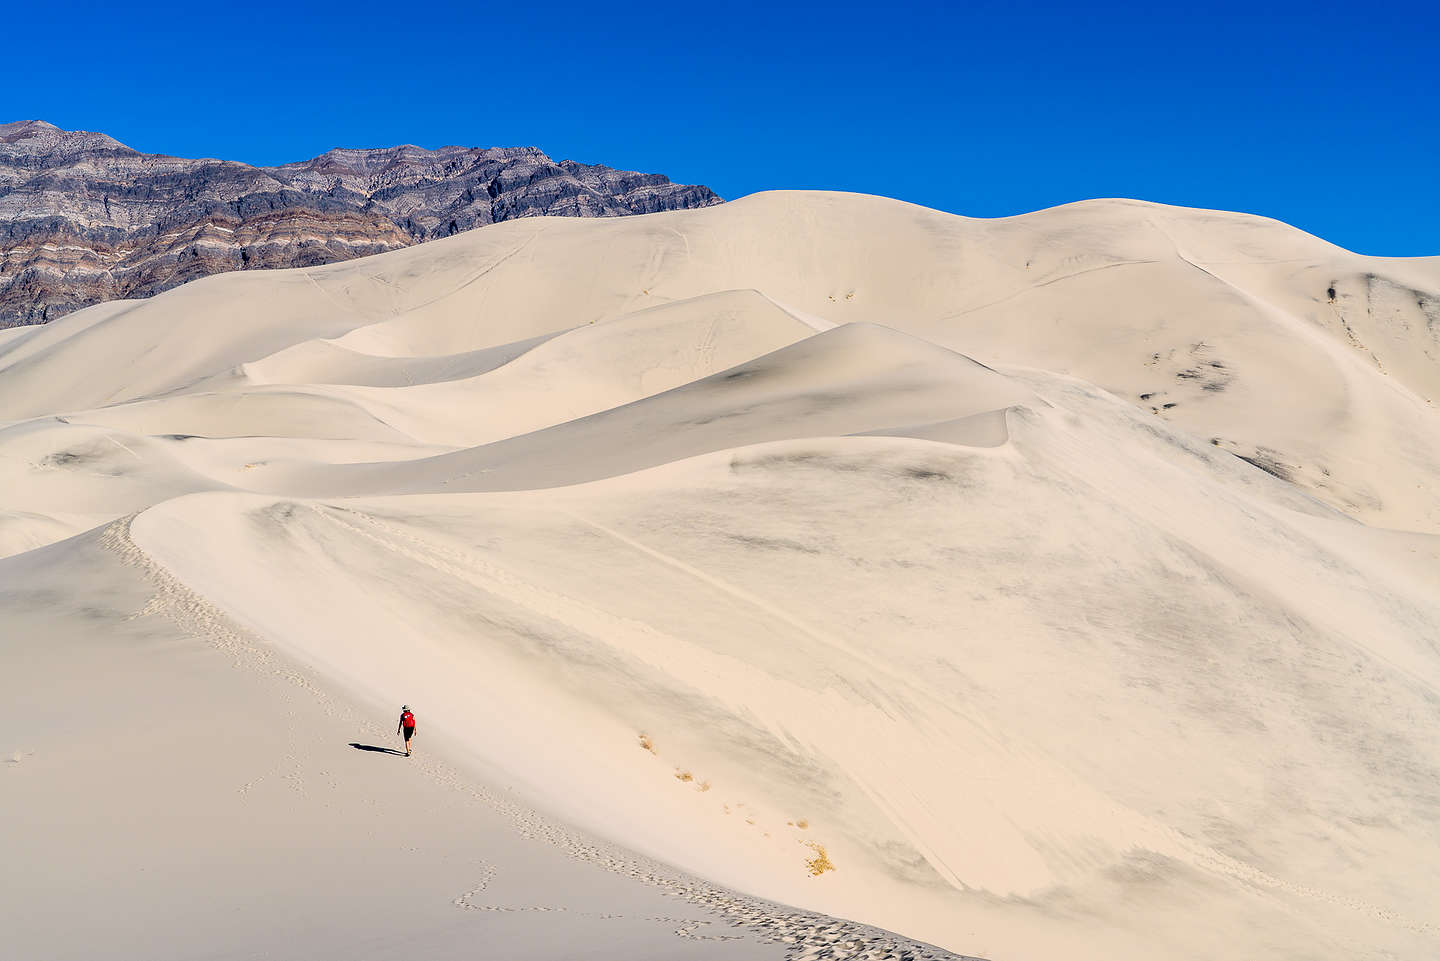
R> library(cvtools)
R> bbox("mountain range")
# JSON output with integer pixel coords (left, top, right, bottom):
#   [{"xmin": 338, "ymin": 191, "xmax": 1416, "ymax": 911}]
[{"xmin": 0, "ymin": 120, "xmax": 721, "ymax": 327}]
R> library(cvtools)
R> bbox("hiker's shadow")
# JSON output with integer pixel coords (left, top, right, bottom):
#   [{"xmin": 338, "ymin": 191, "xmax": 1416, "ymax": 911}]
[{"xmin": 349, "ymin": 742, "xmax": 407, "ymax": 757}]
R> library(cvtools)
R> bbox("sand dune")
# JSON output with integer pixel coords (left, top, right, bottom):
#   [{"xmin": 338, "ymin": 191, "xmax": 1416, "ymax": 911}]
[
  {"xmin": 3, "ymin": 191, "xmax": 1438, "ymax": 961},
  {"xmin": 312, "ymin": 289, "xmax": 823, "ymax": 447},
  {"xmin": 242, "ymin": 330, "xmax": 561, "ymax": 388},
  {"xmin": 0, "ymin": 418, "xmax": 222, "ymax": 554},
  {"xmin": 74, "ymin": 389, "xmax": 422, "ymax": 444},
  {"xmin": 256, "ymin": 323, "xmax": 1033, "ymax": 496},
  {"xmin": 7, "ymin": 191, "xmax": 1435, "ymax": 527}
]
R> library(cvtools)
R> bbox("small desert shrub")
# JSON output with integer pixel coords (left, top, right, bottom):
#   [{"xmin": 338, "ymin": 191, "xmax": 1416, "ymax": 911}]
[
  {"xmin": 638, "ymin": 733, "xmax": 655, "ymax": 753},
  {"xmin": 674, "ymin": 769, "xmax": 693, "ymax": 782},
  {"xmin": 803, "ymin": 841, "xmax": 834, "ymax": 876}
]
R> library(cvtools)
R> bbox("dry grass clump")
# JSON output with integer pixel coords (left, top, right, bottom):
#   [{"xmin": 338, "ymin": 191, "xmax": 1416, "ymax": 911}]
[
  {"xmin": 674, "ymin": 769, "xmax": 694, "ymax": 782},
  {"xmin": 638, "ymin": 733, "xmax": 656, "ymax": 753},
  {"xmin": 803, "ymin": 840, "xmax": 835, "ymax": 876},
  {"xmin": 794, "ymin": 818, "xmax": 810, "ymax": 830},
  {"xmin": 696, "ymin": 780, "xmax": 711, "ymax": 792}
]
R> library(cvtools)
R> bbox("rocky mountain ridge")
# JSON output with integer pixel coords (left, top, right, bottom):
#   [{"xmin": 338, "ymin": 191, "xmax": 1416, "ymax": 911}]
[{"xmin": 0, "ymin": 120, "xmax": 721, "ymax": 327}]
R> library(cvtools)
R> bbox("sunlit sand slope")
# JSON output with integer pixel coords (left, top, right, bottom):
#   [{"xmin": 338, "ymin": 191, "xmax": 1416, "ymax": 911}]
[
  {"xmin": 2, "ymin": 191, "xmax": 1438, "ymax": 961},
  {"xmin": 127, "ymin": 371, "xmax": 1440, "ymax": 961}
]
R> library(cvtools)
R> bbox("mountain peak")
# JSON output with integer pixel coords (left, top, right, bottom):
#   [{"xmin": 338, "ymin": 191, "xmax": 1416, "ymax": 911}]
[
  {"xmin": 0, "ymin": 119, "xmax": 63, "ymax": 134},
  {"xmin": 0, "ymin": 119, "xmax": 132, "ymax": 154}
]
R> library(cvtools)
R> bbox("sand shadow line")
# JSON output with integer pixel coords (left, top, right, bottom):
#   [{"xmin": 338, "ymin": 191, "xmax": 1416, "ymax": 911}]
[{"xmin": 349, "ymin": 742, "xmax": 407, "ymax": 757}]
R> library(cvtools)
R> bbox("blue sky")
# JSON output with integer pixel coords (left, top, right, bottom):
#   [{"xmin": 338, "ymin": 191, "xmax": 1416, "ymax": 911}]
[{"xmin": 9, "ymin": 1, "xmax": 1436, "ymax": 254}]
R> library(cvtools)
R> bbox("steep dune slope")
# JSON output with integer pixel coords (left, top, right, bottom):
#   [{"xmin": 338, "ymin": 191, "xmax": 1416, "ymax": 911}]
[
  {"xmin": 127, "ymin": 367, "xmax": 1440, "ymax": 961},
  {"xmin": 0, "ymin": 523, "xmax": 842, "ymax": 961},
  {"xmin": 3, "ymin": 191, "xmax": 1439, "ymax": 961}
]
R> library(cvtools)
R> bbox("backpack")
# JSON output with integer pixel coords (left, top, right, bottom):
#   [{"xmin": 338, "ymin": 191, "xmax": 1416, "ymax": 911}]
[{"xmin": 401, "ymin": 711, "xmax": 415, "ymax": 728}]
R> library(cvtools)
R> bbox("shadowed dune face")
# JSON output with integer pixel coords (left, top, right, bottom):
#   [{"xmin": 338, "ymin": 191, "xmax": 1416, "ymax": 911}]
[{"xmin": 2, "ymin": 191, "xmax": 1438, "ymax": 961}]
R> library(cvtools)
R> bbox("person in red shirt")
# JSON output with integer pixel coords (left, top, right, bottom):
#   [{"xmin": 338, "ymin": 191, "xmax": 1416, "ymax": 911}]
[{"xmin": 397, "ymin": 705, "xmax": 416, "ymax": 756}]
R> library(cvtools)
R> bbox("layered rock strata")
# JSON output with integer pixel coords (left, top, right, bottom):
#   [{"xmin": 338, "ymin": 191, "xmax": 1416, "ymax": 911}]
[{"xmin": 0, "ymin": 120, "xmax": 721, "ymax": 327}]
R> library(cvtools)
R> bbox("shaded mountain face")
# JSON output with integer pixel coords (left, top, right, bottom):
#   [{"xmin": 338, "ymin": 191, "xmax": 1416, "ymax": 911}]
[{"xmin": 0, "ymin": 120, "xmax": 722, "ymax": 327}]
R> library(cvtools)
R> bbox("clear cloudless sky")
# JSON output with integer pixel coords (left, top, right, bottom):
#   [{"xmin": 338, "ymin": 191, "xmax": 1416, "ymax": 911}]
[{"xmin": 6, "ymin": 0, "xmax": 1436, "ymax": 254}]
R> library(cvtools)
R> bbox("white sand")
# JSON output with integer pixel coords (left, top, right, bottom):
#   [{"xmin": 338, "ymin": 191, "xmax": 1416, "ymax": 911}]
[{"xmin": 2, "ymin": 191, "xmax": 1438, "ymax": 961}]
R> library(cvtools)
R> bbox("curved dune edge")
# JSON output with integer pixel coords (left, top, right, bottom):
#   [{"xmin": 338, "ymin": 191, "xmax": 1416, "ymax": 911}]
[
  {"xmin": 95, "ymin": 512, "xmax": 980, "ymax": 961},
  {"xmin": 124, "ymin": 410, "xmax": 1440, "ymax": 960}
]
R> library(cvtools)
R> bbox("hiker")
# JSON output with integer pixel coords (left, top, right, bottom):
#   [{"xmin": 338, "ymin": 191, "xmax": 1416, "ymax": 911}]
[{"xmin": 397, "ymin": 705, "xmax": 416, "ymax": 756}]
